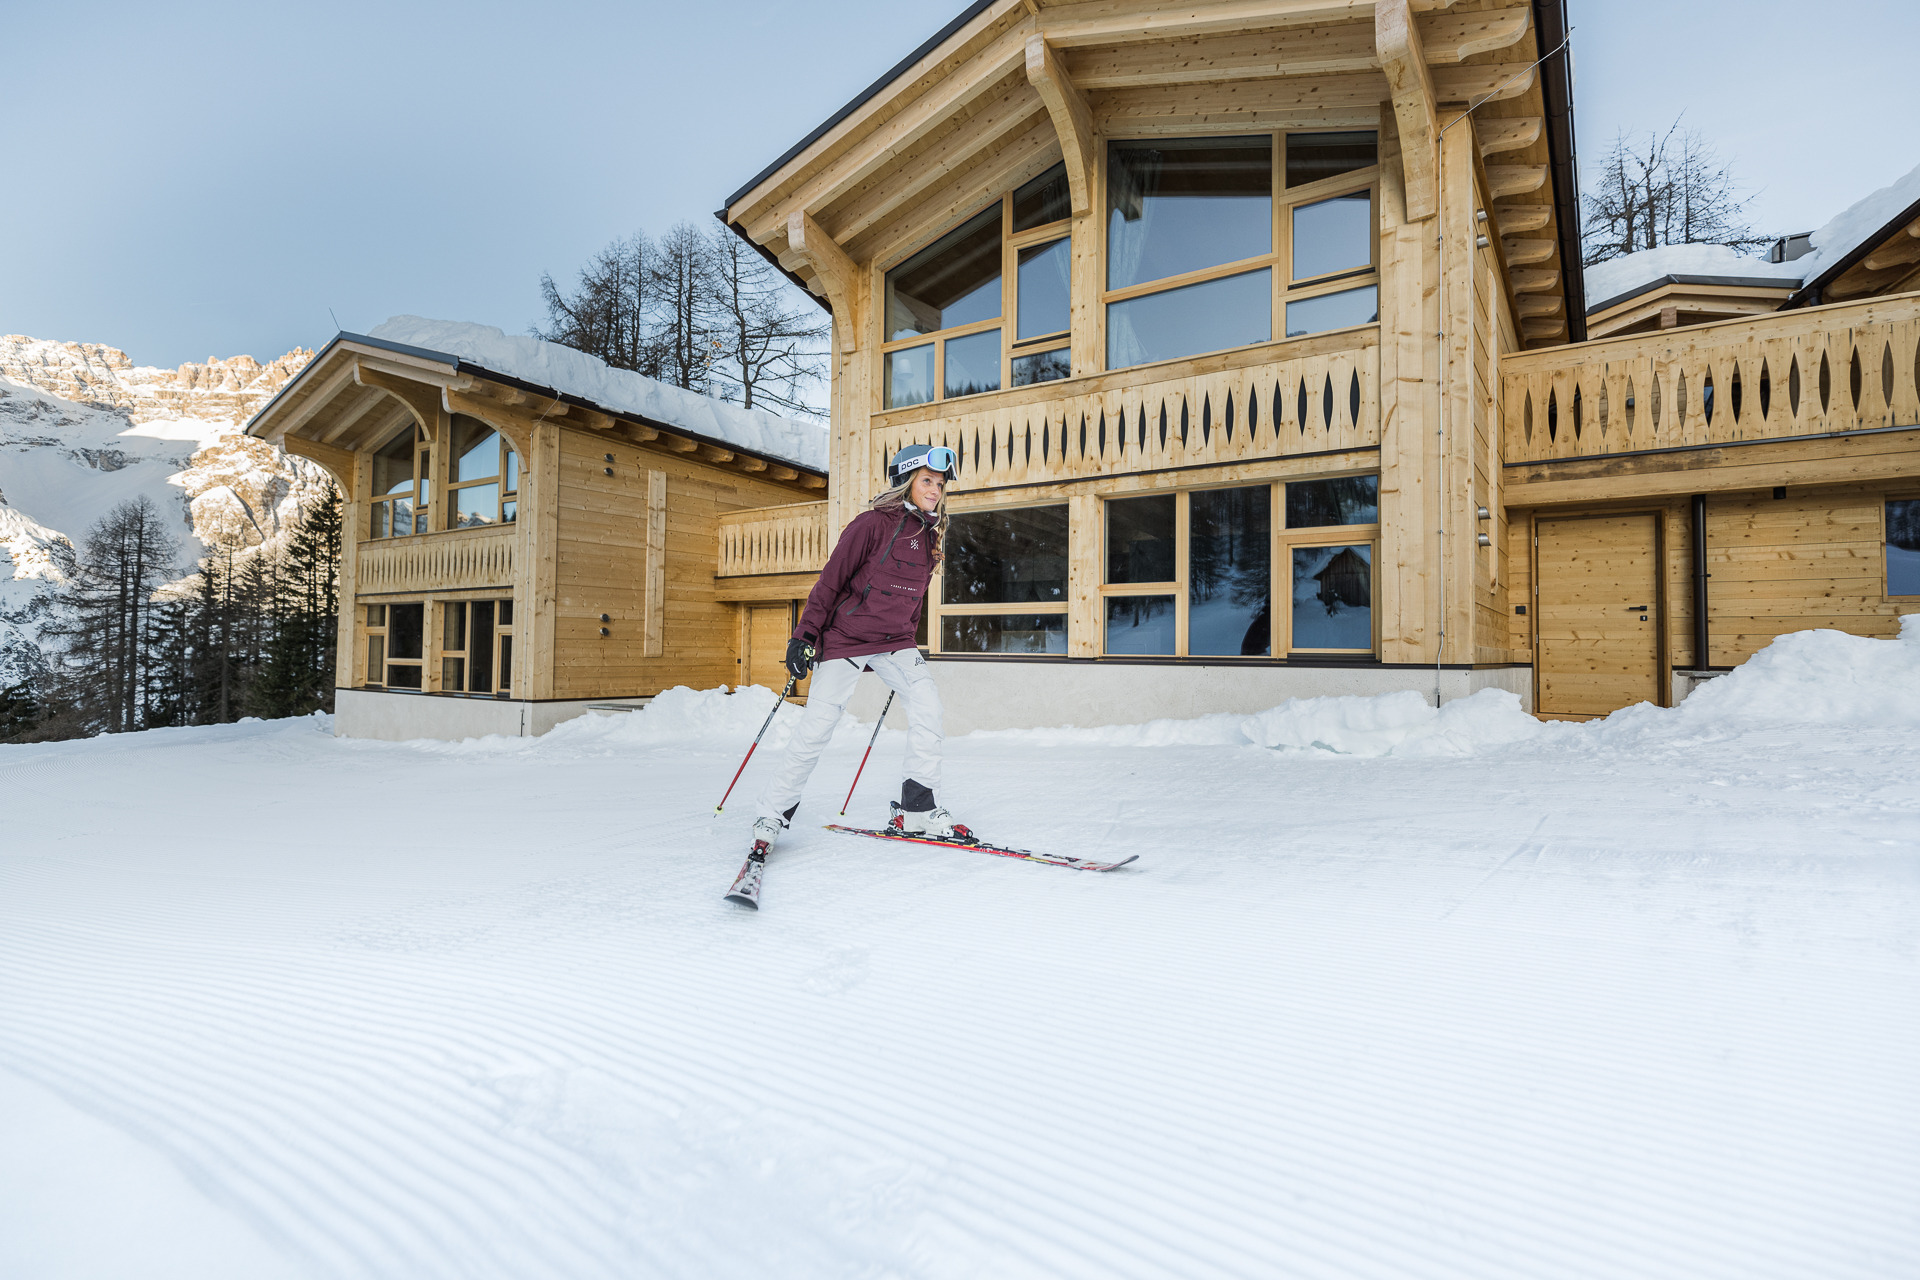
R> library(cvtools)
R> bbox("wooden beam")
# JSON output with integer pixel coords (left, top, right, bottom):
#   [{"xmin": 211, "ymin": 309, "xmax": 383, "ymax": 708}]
[
  {"xmin": 1509, "ymin": 266, "xmax": 1559, "ymax": 293},
  {"xmin": 1431, "ymin": 63, "xmax": 1536, "ymax": 105},
  {"xmin": 786, "ymin": 209, "xmax": 860, "ymax": 353},
  {"xmin": 1485, "ymin": 164, "xmax": 1548, "ymax": 199},
  {"xmin": 765, "ymin": 464, "xmax": 799, "ymax": 481},
  {"xmin": 1502, "ymin": 237, "xmax": 1555, "ymax": 266},
  {"xmin": 798, "ymin": 474, "xmax": 827, "ymax": 490},
  {"xmin": 1420, "ymin": 6, "xmax": 1530, "ymax": 61},
  {"xmin": 317, "ymin": 385, "xmax": 388, "ymax": 445},
  {"xmin": 737, "ymin": 456, "xmax": 769, "ymax": 473},
  {"xmin": 1061, "ymin": 22, "xmax": 1375, "ymax": 90},
  {"xmin": 441, "ymin": 388, "xmax": 533, "ymax": 455},
  {"xmin": 1861, "ymin": 237, "xmax": 1920, "ymax": 273},
  {"xmin": 1493, "ymin": 202, "xmax": 1552, "ymax": 233},
  {"xmin": 354, "ymin": 364, "xmax": 442, "ymax": 441},
  {"xmin": 273, "ymin": 358, "xmax": 360, "ymax": 439},
  {"xmin": 659, "ymin": 433, "xmax": 698, "ymax": 453},
  {"xmin": 1476, "ymin": 115, "xmax": 1542, "ymax": 157},
  {"xmin": 1377, "ymin": 0, "xmax": 1438, "ymax": 222},
  {"xmin": 575, "ymin": 407, "xmax": 616, "ymax": 432},
  {"xmin": 282, "ymin": 436, "xmax": 358, "ymax": 500},
  {"xmin": 1042, "ymin": 0, "xmax": 1379, "ymax": 47},
  {"xmin": 1521, "ymin": 316, "xmax": 1566, "ymax": 340},
  {"xmin": 1025, "ymin": 35, "xmax": 1096, "ymax": 217},
  {"xmin": 697, "ymin": 444, "xmax": 736, "ymax": 464},
  {"xmin": 1516, "ymin": 293, "xmax": 1563, "ymax": 318}
]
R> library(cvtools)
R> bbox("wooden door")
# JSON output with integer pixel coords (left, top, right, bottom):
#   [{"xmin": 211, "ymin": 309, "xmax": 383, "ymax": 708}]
[
  {"xmin": 1535, "ymin": 513, "xmax": 1663, "ymax": 717},
  {"xmin": 745, "ymin": 602, "xmax": 807, "ymax": 700}
]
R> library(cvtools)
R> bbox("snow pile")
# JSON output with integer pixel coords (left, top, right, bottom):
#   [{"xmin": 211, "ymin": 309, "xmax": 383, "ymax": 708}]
[
  {"xmin": 1243, "ymin": 687, "xmax": 1545, "ymax": 757},
  {"xmin": 973, "ymin": 711, "xmax": 1253, "ymax": 749},
  {"xmin": 1790, "ymin": 159, "xmax": 1920, "ymax": 288},
  {"xmin": 367, "ymin": 317, "xmax": 828, "ymax": 473},
  {"xmin": 1585, "ymin": 242, "xmax": 1802, "ymax": 308},
  {"xmin": 1655, "ymin": 620, "xmax": 1920, "ymax": 730},
  {"xmin": 529, "ymin": 684, "xmax": 860, "ymax": 755}
]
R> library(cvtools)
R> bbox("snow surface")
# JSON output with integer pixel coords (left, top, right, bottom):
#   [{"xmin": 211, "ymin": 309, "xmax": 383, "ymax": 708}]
[
  {"xmin": 4, "ymin": 625, "xmax": 1919, "ymax": 1278},
  {"xmin": 367, "ymin": 317, "xmax": 828, "ymax": 474},
  {"xmin": 1584, "ymin": 159, "xmax": 1920, "ymax": 310}
]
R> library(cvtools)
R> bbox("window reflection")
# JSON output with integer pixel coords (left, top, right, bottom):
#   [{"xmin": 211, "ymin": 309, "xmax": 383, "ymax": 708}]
[
  {"xmin": 1286, "ymin": 132, "xmax": 1378, "ymax": 188},
  {"xmin": 1285, "ymin": 285, "xmax": 1378, "ymax": 338},
  {"xmin": 1291, "ymin": 545, "xmax": 1373, "ymax": 650},
  {"xmin": 1108, "ymin": 269, "xmax": 1270, "ymax": 368},
  {"xmin": 1017, "ymin": 237, "xmax": 1071, "ymax": 340},
  {"xmin": 1189, "ymin": 487, "xmax": 1271, "ymax": 656},
  {"xmin": 1012, "ymin": 348, "xmax": 1071, "ymax": 387},
  {"xmin": 1286, "ymin": 476, "xmax": 1379, "ymax": 528},
  {"xmin": 1013, "ymin": 163, "xmax": 1072, "ymax": 232},
  {"xmin": 886, "ymin": 344, "xmax": 936, "ymax": 409},
  {"xmin": 1108, "ymin": 137, "xmax": 1272, "ymax": 289},
  {"xmin": 943, "ymin": 329, "xmax": 1002, "ymax": 399},
  {"xmin": 885, "ymin": 204, "xmax": 1002, "ymax": 339},
  {"xmin": 945, "ymin": 506, "xmax": 1069, "ymax": 605},
  {"xmin": 942, "ymin": 613, "xmax": 1068, "ymax": 654},
  {"xmin": 1292, "ymin": 191, "xmax": 1372, "ymax": 280},
  {"xmin": 1107, "ymin": 494, "xmax": 1176, "ymax": 583},
  {"xmin": 1888, "ymin": 499, "xmax": 1920, "ymax": 595},
  {"xmin": 1105, "ymin": 596, "xmax": 1175, "ymax": 654}
]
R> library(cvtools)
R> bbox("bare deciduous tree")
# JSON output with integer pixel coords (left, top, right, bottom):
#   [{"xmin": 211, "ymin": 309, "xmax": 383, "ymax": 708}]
[
  {"xmin": 1582, "ymin": 117, "xmax": 1772, "ymax": 267},
  {"xmin": 707, "ymin": 228, "xmax": 829, "ymax": 417}
]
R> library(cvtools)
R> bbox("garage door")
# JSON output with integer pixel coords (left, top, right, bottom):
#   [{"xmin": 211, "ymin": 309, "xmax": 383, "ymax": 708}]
[{"xmin": 1536, "ymin": 513, "xmax": 1662, "ymax": 717}]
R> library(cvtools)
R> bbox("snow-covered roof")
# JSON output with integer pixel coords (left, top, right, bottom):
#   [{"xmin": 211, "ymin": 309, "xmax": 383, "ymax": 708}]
[
  {"xmin": 362, "ymin": 317, "xmax": 827, "ymax": 474},
  {"xmin": 1583, "ymin": 160, "xmax": 1920, "ymax": 315}
]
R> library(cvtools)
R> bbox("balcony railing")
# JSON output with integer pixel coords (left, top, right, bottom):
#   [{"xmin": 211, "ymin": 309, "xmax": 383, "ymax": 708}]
[
  {"xmin": 868, "ymin": 327, "xmax": 1381, "ymax": 498},
  {"xmin": 1501, "ymin": 291, "xmax": 1920, "ymax": 466},
  {"xmin": 356, "ymin": 523, "xmax": 518, "ymax": 595},
  {"xmin": 717, "ymin": 501, "xmax": 829, "ymax": 577}
]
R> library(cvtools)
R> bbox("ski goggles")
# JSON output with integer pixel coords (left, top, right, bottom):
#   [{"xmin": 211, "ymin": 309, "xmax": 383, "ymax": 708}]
[{"xmin": 890, "ymin": 443, "xmax": 958, "ymax": 484}]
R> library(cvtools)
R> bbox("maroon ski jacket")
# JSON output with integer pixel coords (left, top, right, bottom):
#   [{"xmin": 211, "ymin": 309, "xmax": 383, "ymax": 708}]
[{"xmin": 796, "ymin": 505, "xmax": 939, "ymax": 663}]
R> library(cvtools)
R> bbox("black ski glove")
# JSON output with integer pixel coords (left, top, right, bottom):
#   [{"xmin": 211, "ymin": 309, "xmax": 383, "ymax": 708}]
[{"xmin": 785, "ymin": 635, "xmax": 817, "ymax": 680}]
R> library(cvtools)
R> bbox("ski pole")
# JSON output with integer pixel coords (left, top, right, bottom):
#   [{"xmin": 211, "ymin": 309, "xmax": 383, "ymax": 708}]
[
  {"xmin": 714, "ymin": 674, "xmax": 798, "ymax": 814},
  {"xmin": 839, "ymin": 691, "xmax": 895, "ymax": 816}
]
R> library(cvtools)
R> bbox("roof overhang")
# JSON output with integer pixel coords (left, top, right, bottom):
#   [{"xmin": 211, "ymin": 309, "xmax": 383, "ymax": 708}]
[
  {"xmin": 1585, "ymin": 274, "xmax": 1801, "ymax": 338},
  {"xmin": 246, "ymin": 333, "xmax": 827, "ymax": 489},
  {"xmin": 1783, "ymin": 193, "xmax": 1920, "ymax": 309}
]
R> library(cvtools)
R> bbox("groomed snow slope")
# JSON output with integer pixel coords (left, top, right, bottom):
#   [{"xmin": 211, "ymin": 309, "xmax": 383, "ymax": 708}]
[{"xmin": 3, "ymin": 626, "xmax": 1918, "ymax": 1279}]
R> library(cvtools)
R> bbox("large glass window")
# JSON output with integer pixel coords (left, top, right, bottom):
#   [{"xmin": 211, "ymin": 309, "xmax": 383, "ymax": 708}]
[
  {"xmin": 1095, "ymin": 476, "xmax": 1377, "ymax": 657},
  {"xmin": 937, "ymin": 504, "xmax": 1069, "ymax": 652},
  {"xmin": 445, "ymin": 415, "xmax": 518, "ymax": 529},
  {"xmin": 365, "ymin": 602, "xmax": 425, "ymax": 688},
  {"xmin": 441, "ymin": 598, "xmax": 514, "ymax": 693},
  {"xmin": 881, "ymin": 164, "xmax": 1073, "ymax": 410},
  {"xmin": 1889, "ymin": 499, "xmax": 1920, "ymax": 596},
  {"xmin": 370, "ymin": 426, "xmax": 429, "ymax": 538},
  {"xmin": 1105, "ymin": 131, "xmax": 1379, "ymax": 371}
]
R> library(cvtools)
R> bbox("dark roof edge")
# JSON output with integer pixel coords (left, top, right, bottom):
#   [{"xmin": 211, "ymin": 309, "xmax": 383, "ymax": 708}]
[
  {"xmin": 248, "ymin": 332, "xmax": 827, "ymax": 478},
  {"xmin": 713, "ymin": 209, "xmax": 834, "ymax": 316},
  {"xmin": 722, "ymin": 0, "xmax": 1001, "ymax": 214},
  {"xmin": 1586, "ymin": 273, "xmax": 1803, "ymax": 317},
  {"xmin": 1781, "ymin": 191, "xmax": 1920, "ymax": 310},
  {"xmin": 1533, "ymin": 0, "xmax": 1586, "ymax": 341}
]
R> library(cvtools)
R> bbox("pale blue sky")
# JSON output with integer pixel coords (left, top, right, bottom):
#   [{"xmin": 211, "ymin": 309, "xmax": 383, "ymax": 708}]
[{"xmin": 4, "ymin": 1, "xmax": 1914, "ymax": 370}]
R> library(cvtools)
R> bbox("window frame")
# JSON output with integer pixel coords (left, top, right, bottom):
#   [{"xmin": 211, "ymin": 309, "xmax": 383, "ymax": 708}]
[
  {"xmin": 1887, "ymin": 493, "xmax": 1920, "ymax": 600},
  {"xmin": 879, "ymin": 181, "xmax": 1074, "ymax": 409},
  {"xmin": 1099, "ymin": 132, "xmax": 1380, "ymax": 370},
  {"xmin": 443, "ymin": 417, "xmax": 520, "ymax": 531},
  {"xmin": 362, "ymin": 600, "xmax": 426, "ymax": 688},
  {"xmin": 927, "ymin": 501, "xmax": 1072, "ymax": 654},
  {"xmin": 369, "ymin": 424, "xmax": 432, "ymax": 539},
  {"xmin": 1096, "ymin": 475, "xmax": 1381, "ymax": 657},
  {"xmin": 438, "ymin": 597, "xmax": 516, "ymax": 694}
]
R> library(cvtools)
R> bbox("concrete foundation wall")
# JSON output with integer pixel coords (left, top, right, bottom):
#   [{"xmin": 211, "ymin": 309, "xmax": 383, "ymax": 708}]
[
  {"xmin": 333, "ymin": 688, "xmax": 651, "ymax": 742},
  {"xmin": 845, "ymin": 660, "xmax": 1533, "ymax": 736}
]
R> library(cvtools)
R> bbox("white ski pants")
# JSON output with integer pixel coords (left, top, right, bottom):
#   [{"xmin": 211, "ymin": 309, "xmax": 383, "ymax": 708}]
[{"xmin": 756, "ymin": 647, "xmax": 943, "ymax": 825}]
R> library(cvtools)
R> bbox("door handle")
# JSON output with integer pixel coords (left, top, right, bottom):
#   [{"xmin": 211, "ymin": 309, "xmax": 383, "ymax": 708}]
[{"xmin": 1627, "ymin": 605, "xmax": 1649, "ymax": 612}]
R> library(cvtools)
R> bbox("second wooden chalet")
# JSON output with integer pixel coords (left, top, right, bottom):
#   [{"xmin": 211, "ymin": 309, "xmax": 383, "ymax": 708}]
[
  {"xmin": 715, "ymin": 0, "xmax": 1919, "ymax": 729},
  {"xmin": 246, "ymin": 317, "xmax": 826, "ymax": 740}
]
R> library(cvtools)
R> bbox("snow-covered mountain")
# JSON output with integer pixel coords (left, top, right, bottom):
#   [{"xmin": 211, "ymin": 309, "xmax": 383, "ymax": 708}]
[{"xmin": 0, "ymin": 336, "xmax": 326, "ymax": 683}]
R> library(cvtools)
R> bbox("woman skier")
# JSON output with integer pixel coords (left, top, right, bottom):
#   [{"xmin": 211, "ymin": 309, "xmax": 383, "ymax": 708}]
[{"xmin": 746, "ymin": 444, "xmax": 972, "ymax": 864}]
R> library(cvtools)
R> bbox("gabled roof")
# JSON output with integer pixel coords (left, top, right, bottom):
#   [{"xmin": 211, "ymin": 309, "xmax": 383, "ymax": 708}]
[{"xmin": 246, "ymin": 319, "xmax": 828, "ymax": 477}]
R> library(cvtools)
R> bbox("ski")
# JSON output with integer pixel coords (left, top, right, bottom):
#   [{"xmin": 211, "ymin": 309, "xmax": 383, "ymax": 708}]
[
  {"xmin": 824, "ymin": 825, "xmax": 1138, "ymax": 873},
  {"xmin": 724, "ymin": 847, "xmax": 769, "ymax": 909}
]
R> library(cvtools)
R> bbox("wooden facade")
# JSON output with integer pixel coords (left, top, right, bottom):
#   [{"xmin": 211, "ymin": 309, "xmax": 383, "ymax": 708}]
[
  {"xmin": 712, "ymin": 0, "xmax": 1919, "ymax": 726},
  {"xmin": 247, "ymin": 335, "xmax": 824, "ymax": 736}
]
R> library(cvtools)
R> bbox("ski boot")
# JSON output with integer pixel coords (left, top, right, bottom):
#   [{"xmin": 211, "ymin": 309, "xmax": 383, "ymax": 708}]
[
  {"xmin": 724, "ymin": 817, "xmax": 783, "ymax": 909},
  {"xmin": 888, "ymin": 803, "xmax": 974, "ymax": 843}
]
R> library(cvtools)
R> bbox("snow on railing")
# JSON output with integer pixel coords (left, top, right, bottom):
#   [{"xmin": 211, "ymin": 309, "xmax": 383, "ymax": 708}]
[
  {"xmin": 1501, "ymin": 291, "xmax": 1920, "ymax": 465},
  {"xmin": 868, "ymin": 326, "xmax": 1381, "ymax": 498},
  {"xmin": 716, "ymin": 501, "xmax": 829, "ymax": 577}
]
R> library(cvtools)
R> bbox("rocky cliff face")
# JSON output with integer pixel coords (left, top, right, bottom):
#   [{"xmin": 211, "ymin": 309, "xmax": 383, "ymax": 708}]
[{"xmin": 0, "ymin": 336, "xmax": 329, "ymax": 682}]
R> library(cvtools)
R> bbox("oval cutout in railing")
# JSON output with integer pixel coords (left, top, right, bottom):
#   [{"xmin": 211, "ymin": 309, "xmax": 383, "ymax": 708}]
[
  {"xmin": 1524, "ymin": 390, "xmax": 1533, "ymax": 442},
  {"xmin": 1201, "ymin": 396, "xmax": 1210, "ymax": 446},
  {"xmin": 1547, "ymin": 389, "xmax": 1558, "ymax": 442},
  {"xmin": 1818, "ymin": 351, "xmax": 1831, "ymax": 414},
  {"xmin": 1098, "ymin": 410, "xmax": 1107, "ymax": 456},
  {"xmin": 1225, "ymin": 391, "xmax": 1235, "ymax": 441},
  {"xmin": 1025, "ymin": 425, "xmax": 1032, "ymax": 464},
  {"xmin": 1572, "ymin": 385, "xmax": 1583, "ymax": 438},
  {"xmin": 1883, "ymin": 342, "xmax": 1895, "ymax": 408},
  {"xmin": 1702, "ymin": 371, "xmax": 1714, "ymax": 426},
  {"xmin": 1730, "ymin": 363, "xmax": 1742, "ymax": 422},
  {"xmin": 1759, "ymin": 360, "xmax": 1771, "ymax": 419},
  {"xmin": 1677, "ymin": 371, "xmax": 1689, "ymax": 425},
  {"xmin": 1116, "ymin": 410, "xmax": 1124, "ymax": 455},
  {"xmin": 1298, "ymin": 379, "xmax": 1308, "ymax": 434},
  {"xmin": 1599, "ymin": 380, "xmax": 1609, "ymax": 436},
  {"xmin": 1349, "ymin": 371, "xmax": 1361, "ymax": 425},
  {"xmin": 1041, "ymin": 422, "xmax": 1049, "ymax": 461},
  {"xmin": 958, "ymin": 434, "xmax": 967, "ymax": 472},
  {"xmin": 1625, "ymin": 379, "xmax": 1635, "ymax": 435},
  {"xmin": 1179, "ymin": 399, "xmax": 1188, "ymax": 446},
  {"xmin": 1849, "ymin": 347, "xmax": 1862, "ymax": 411},
  {"xmin": 1137, "ymin": 406, "xmax": 1147, "ymax": 452},
  {"xmin": 1249, "ymin": 388, "xmax": 1259, "ymax": 434},
  {"xmin": 1322, "ymin": 374, "xmax": 1334, "ymax": 429},
  {"xmin": 1651, "ymin": 374, "xmax": 1662, "ymax": 429},
  {"xmin": 1158, "ymin": 403, "xmax": 1167, "ymax": 450},
  {"xmin": 1914, "ymin": 339, "xmax": 1920, "ymax": 412},
  {"xmin": 1789, "ymin": 356, "xmax": 1801, "ymax": 417},
  {"xmin": 990, "ymin": 430, "xmax": 998, "ymax": 468},
  {"xmin": 1079, "ymin": 414, "xmax": 1087, "ymax": 457}
]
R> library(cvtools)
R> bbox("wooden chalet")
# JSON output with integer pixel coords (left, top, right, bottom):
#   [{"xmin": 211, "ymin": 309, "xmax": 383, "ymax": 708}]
[
  {"xmin": 715, "ymin": 0, "xmax": 1920, "ymax": 729},
  {"xmin": 246, "ymin": 324, "xmax": 825, "ymax": 740}
]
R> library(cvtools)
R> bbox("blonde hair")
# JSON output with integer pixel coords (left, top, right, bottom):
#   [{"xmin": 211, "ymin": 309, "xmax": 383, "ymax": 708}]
[{"xmin": 869, "ymin": 467, "xmax": 950, "ymax": 549}]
